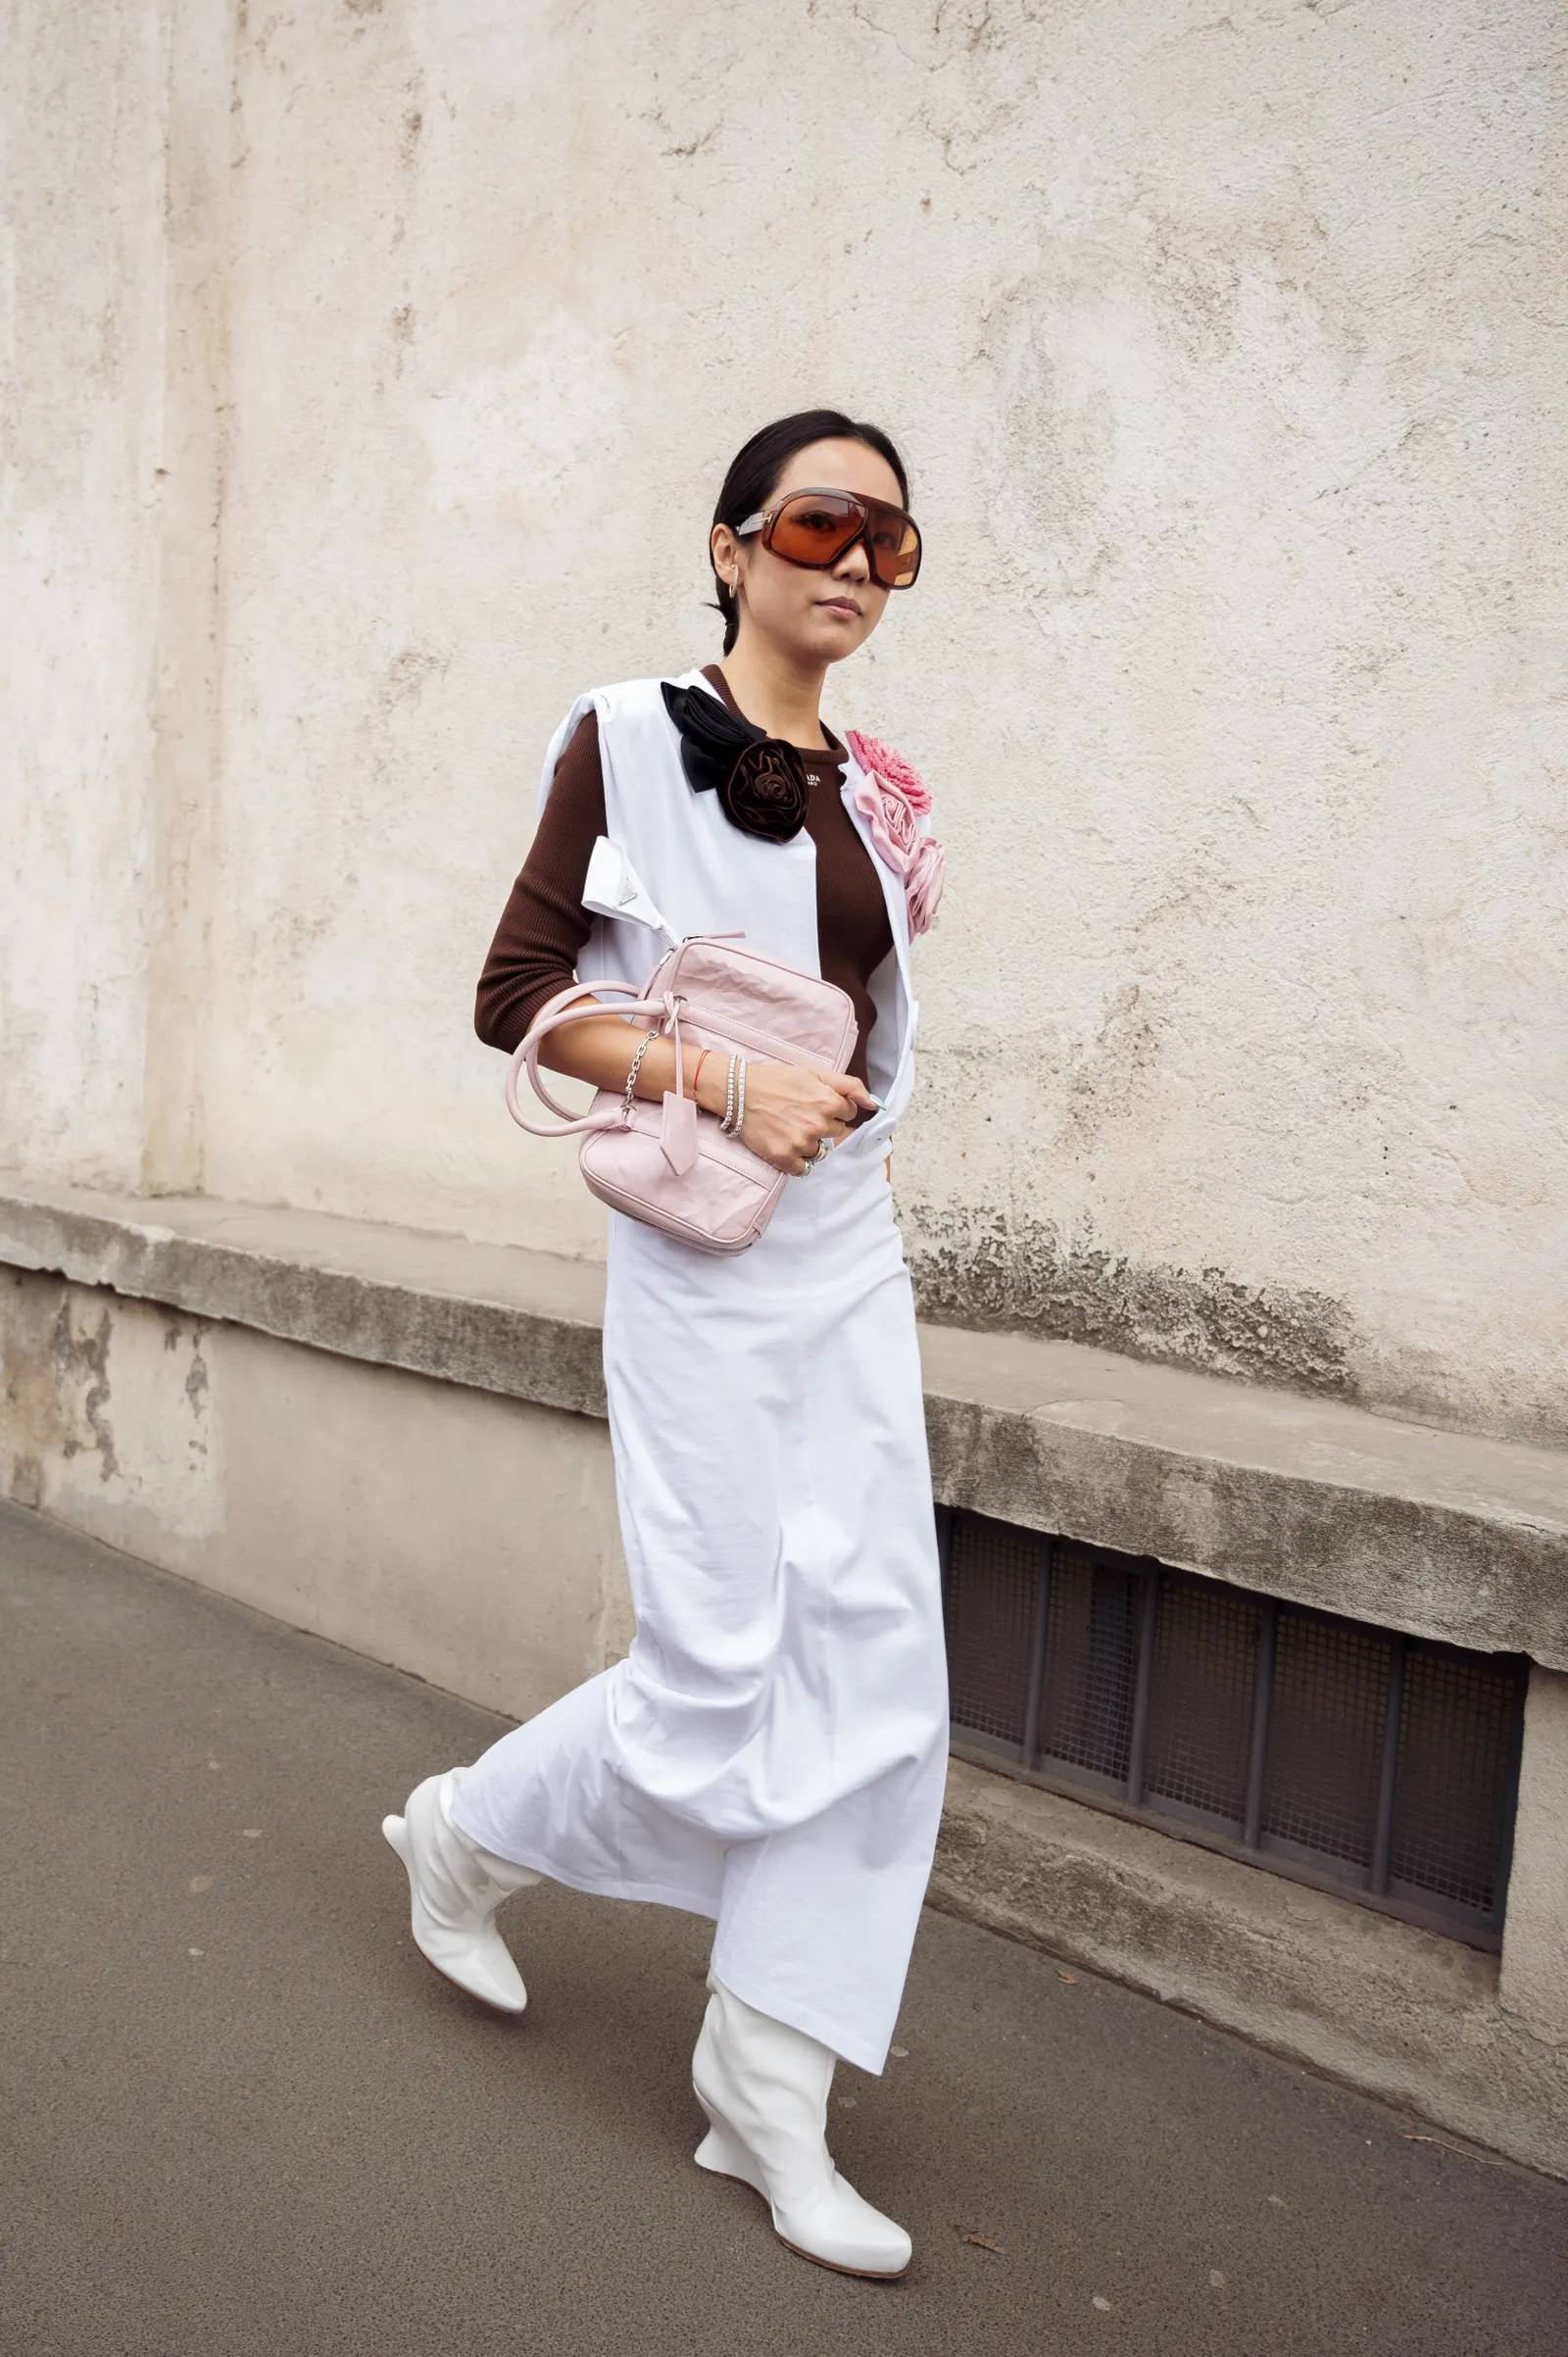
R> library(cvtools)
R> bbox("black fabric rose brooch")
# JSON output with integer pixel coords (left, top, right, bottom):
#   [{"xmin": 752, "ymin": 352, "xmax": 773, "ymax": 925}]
[{"xmin": 660, "ymin": 680, "xmax": 811, "ymax": 844}]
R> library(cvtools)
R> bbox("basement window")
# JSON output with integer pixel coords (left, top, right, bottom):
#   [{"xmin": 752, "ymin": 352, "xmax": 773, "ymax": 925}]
[{"xmin": 937, "ymin": 1505, "xmax": 1527, "ymax": 1950}]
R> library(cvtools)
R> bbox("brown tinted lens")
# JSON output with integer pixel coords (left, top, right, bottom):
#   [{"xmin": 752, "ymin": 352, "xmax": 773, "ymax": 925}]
[
  {"xmin": 768, "ymin": 490, "xmax": 863, "ymax": 567},
  {"xmin": 865, "ymin": 499, "xmax": 921, "ymax": 589}
]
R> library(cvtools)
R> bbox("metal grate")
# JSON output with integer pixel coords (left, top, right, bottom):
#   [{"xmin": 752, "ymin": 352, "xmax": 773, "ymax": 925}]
[
  {"xmin": 1390, "ymin": 1645, "xmax": 1521, "ymax": 1919},
  {"xmin": 1039, "ymin": 1542, "xmax": 1141, "ymax": 1791},
  {"xmin": 1143, "ymin": 1573, "xmax": 1258, "ymax": 1828},
  {"xmin": 939, "ymin": 1508, "xmax": 1527, "ymax": 1948},
  {"xmin": 941, "ymin": 1511, "xmax": 1041, "ymax": 1751},
  {"xmin": 1260, "ymin": 1609, "xmax": 1391, "ymax": 1870}
]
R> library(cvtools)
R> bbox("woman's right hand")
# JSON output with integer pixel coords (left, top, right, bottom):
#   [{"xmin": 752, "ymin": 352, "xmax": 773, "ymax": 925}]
[{"xmin": 700, "ymin": 1056, "xmax": 878, "ymax": 1177}]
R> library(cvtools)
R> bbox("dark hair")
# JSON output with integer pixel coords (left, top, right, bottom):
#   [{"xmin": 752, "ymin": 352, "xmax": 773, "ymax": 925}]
[{"xmin": 709, "ymin": 409, "xmax": 911, "ymax": 655}]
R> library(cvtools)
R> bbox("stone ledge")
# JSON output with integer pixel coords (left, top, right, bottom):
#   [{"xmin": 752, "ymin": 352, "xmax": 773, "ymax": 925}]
[
  {"xmin": 3, "ymin": 1176, "xmax": 1565, "ymax": 1667},
  {"xmin": 0, "ymin": 1179, "xmax": 610, "ymax": 1419}
]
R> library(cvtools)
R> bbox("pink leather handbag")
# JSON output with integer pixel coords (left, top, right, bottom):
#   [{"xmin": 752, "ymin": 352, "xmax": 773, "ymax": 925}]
[{"xmin": 504, "ymin": 931, "xmax": 858, "ymax": 1254}]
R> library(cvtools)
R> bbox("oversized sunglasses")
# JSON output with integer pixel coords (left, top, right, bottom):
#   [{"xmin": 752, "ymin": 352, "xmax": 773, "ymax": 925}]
[{"xmin": 734, "ymin": 486, "xmax": 922, "ymax": 590}]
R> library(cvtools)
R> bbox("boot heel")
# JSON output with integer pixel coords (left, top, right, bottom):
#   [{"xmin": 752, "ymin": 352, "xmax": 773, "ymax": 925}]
[
  {"xmin": 381, "ymin": 1814, "xmax": 410, "ymax": 1868},
  {"xmin": 693, "ymin": 2116, "xmax": 763, "ymax": 2194}
]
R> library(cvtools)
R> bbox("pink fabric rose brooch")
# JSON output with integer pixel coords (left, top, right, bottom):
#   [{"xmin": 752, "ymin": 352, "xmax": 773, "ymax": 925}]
[{"xmin": 845, "ymin": 730, "xmax": 947, "ymax": 937}]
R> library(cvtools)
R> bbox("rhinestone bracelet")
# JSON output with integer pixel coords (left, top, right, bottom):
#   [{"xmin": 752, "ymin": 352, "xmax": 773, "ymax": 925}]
[{"xmin": 720, "ymin": 1052, "xmax": 748, "ymax": 1136}]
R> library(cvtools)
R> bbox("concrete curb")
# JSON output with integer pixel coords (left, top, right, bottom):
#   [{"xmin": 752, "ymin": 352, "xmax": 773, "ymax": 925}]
[{"xmin": 931, "ymin": 1757, "xmax": 1568, "ymax": 2183}]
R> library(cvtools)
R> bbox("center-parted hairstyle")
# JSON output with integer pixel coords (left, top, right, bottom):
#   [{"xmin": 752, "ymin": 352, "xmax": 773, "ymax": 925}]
[{"xmin": 709, "ymin": 410, "xmax": 911, "ymax": 655}]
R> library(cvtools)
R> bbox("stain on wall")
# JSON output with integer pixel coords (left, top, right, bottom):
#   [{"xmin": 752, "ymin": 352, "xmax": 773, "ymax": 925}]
[
  {"xmin": 49, "ymin": 1294, "xmax": 120, "ymax": 1483},
  {"xmin": 4, "ymin": 1271, "xmax": 226, "ymax": 1535},
  {"xmin": 906, "ymin": 1198, "xmax": 1356, "ymax": 1398}
]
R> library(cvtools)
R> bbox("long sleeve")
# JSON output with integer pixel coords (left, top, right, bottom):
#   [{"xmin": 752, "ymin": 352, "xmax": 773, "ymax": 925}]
[
  {"xmin": 474, "ymin": 669, "xmax": 894, "ymax": 1121},
  {"xmin": 473, "ymin": 711, "xmax": 609, "ymax": 1055}
]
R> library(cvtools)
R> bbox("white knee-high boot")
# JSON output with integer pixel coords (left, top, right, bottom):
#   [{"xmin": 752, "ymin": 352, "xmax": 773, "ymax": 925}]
[
  {"xmin": 381, "ymin": 1766, "xmax": 541, "ymax": 2013},
  {"xmin": 690, "ymin": 1970, "xmax": 912, "ymax": 2280}
]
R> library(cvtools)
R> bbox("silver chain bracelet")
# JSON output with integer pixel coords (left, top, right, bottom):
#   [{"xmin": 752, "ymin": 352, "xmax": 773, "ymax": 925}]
[{"xmin": 621, "ymin": 1026, "xmax": 659, "ymax": 1118}]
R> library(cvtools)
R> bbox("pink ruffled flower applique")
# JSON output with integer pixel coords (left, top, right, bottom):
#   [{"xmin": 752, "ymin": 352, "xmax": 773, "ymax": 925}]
[{"xmin": 845, "ymin": 728, "xmax": 947, "ymax": 937}]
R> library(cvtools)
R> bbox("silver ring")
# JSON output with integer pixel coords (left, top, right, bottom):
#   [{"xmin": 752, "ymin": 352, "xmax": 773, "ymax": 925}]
[{"xmin": 812, "ymin": 1136, "xmax": 833, "ymax": 1161}]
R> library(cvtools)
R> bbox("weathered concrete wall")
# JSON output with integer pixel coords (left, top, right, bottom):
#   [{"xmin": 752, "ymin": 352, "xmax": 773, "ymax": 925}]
[
  {"xmin": 2, "ymin": 3, "xmax": 168, "ymax": 1186},
  {"xmin": 1, "ymin": 0, "xmax": 232, "ymax": 1195},
  {"xmin": 3, "ymin": 0, "xmax": 1565, "ymax": 1445},
  {"xmin": 0, "ymin": 1265, "xmax": 634, "ymax": 1721},
  {"xmin": 1500, "ymin": 1666, "xmax": 1568, "ymax": 2046}
]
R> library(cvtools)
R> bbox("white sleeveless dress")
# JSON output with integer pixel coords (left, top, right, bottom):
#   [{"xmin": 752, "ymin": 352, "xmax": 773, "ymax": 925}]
[{"xmin": 449, "ymin": 667, "xmax": 949, "ymax": 2075}]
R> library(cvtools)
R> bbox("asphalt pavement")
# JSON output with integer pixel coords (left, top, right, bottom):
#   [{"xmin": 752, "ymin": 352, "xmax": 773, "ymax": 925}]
[{"xmin": 3, "ymin": 1498, "xmax": 1565, "ymax": 2356}]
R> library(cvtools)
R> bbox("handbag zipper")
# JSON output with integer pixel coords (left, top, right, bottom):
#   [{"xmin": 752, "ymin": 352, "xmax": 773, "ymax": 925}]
[{"xmin": 661, "ymin": 938, "xmax": 855, "ymax": 1065}]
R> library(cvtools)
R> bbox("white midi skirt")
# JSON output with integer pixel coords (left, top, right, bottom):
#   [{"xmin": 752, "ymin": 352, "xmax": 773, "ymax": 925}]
[{"xmin": 448, "ymin": 1116, "xmax": 951, "ymax": 2075}]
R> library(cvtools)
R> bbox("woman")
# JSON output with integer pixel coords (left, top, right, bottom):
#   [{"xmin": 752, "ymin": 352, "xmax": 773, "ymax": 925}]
[{"xmin": 382, "ymin": 410, "xmax": 950, "ymax": 2282}]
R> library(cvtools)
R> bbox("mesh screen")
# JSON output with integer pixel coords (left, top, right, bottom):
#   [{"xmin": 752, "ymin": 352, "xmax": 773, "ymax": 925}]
[
  {"xmin": 941, "ymin": 1510, "xmax": 1042, "ymax": 1753},
  {"xmin": 1037, "ymin": 1542, "xmax": 1142, "ymax": 1784},
  {"xmin": 1260, "ymin": 1609, "xmax": 1392, "ymax": 1870},
  {"xmin": 1141, "ymin": 1571, "xmax": 1260, "ymax": 1829},
  {"xmin": 1390, "ymin": 1645, "xmax": 1520, "ymax": 1915},
  {"xmin": 940, "ymin": 1508, "xmax": 1523, "ymax": 1941}
]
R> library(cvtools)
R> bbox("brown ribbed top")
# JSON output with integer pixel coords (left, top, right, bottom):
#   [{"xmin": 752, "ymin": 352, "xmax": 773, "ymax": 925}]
[{"xmin": 473, "ymin": 663, "xmax": 895, "ymax": 1112}]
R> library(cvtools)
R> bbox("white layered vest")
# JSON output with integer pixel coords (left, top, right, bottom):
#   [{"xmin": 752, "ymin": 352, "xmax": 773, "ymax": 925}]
[{"xmin": 534, "ymin": 665, "xmax": 925, "ymax": 1146}]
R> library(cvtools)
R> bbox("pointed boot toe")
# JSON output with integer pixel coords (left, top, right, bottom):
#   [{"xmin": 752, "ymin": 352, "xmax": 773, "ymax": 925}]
[
  {"xmin": 383, "ymin": 1769, "xmax": 539, "ymax": 2015},
  {"xmin": 775, "ymin": 2173, "xmax": 912, "ymax": 2279}
]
